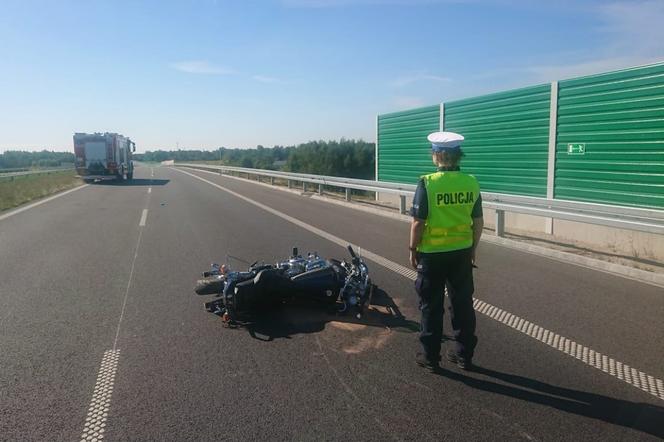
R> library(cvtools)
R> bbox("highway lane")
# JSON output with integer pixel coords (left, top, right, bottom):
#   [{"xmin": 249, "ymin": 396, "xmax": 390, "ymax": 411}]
[
  {"xmin": 1, "ymin": 165, "xmax": 662, "ymax": 441},
  {"xmin": 179, "ymin": 166, "xmax": 664, "ymax": 381},
  {"xmin": 0, "ymin": 170, "xmax": 161, "ymax": 440},
  {"xmin": 108, "ymin": 166, "xmax": 663, "ymax": 440}
]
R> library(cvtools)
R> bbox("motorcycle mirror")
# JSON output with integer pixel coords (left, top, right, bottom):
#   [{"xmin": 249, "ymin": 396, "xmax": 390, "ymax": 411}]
[{"xmin": 292, "ymin": 247, "xmax": 298, "ymax": 257}]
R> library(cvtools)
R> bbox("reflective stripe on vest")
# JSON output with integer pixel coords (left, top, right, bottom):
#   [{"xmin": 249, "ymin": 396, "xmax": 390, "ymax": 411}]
[{"xmin": 418, "ymin": 171, "xmax": 480, "ymax": 253}]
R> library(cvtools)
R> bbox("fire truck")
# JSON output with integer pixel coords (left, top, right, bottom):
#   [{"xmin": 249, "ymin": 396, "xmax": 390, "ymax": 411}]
[{"xmin": 73, "ymin": 132, "xmax": 135, "ymax": 181}]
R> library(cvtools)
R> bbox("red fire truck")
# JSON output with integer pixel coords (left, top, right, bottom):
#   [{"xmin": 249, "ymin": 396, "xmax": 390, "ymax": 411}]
[{"xmin": 74, "ymin": 132, "xmax": 135, "ymax": 181}]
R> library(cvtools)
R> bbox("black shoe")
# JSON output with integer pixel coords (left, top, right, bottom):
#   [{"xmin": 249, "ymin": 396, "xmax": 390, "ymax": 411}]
[
  {"xmin": 446, "ymin": 350, "xmax": 473, "ymax": 371},
  {"xmin": 416, "ymin": 353, "xmax": 440, "ymax": 373}
]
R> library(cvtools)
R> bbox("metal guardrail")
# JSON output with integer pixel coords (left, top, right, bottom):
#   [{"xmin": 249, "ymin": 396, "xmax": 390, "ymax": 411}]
[
  {"xmin": 176, "ymin": 163, "xmax": 664, "ymax": 236},
  {"xmin": 0, "ymin": 167, "xmax": 75, "ymax": 181},
  {"xmin": 0, "ymin": 167, "xmax": 30, "ymax": 174}
]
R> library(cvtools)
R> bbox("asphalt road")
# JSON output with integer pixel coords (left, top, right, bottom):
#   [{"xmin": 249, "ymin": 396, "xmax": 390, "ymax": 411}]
[{"xmin": 1, "ymin": 165, "xmax": 662, "ymax": 441}]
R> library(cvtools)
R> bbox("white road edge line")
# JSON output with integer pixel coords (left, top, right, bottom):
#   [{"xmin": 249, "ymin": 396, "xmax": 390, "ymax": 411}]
[
  {"xmin": 184, "ymin": 166, "xmax": 664, "ymax": 289},
  {"xmin": 139, "ymin": 209, "xmax": 148, "ymax": 227},
  {"xmin": 174, "ymin": 167, "xmax": 664, "ymax": 402},
  {"xmin": 0, "ymin": 183, "xmax": 89, "ymax": 222}
]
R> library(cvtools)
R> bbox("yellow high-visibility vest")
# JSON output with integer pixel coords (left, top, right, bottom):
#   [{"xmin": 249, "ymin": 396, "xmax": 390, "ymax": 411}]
[{"xmin": 418, "ymin": 171, "xmax": 480, "ymax": 253}]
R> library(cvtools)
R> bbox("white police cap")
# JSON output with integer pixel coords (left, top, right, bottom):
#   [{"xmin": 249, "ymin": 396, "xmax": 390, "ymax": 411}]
[{"xmin": 427, "ymin": 131, "xmax": 464, "ymax": 152}]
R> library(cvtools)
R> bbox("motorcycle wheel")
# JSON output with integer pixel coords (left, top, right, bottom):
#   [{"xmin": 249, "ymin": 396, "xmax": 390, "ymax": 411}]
[{"xmin": 194, "ymin": 277, "xmax": 225, "ymax": 295}]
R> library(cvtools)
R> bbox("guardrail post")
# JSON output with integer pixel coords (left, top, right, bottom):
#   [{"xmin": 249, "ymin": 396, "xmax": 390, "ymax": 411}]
[
  {"xmin": 303, "ymin": 182, "xmax": 307, "ymax": 192},
  {"xmin": 219, "ymin": 169, "xmax": 223, "ymax": 175},
  {"xmin": 399, "ymin": 195, "xmax": 407, "ymax": 215},
  {"xmin": 318, "ymin": 184, "xmax": 323, "ymax": 195},
  {"xmin": 345, "ymin": 188, "xmax": 351, "ymax": 202},
  {"xmin": 495, "ymin": 210, "xmax": 505, "ymax": 237},
  {"xmin": 288, "ymin": 180, "xmax": 293, "ymax": 189},
  {"xmin": 270, "ymin": 177, "xmax": 274, "ymax": 186}
]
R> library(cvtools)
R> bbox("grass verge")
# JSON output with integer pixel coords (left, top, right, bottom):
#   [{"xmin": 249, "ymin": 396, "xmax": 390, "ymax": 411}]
[{"xmin": 0, "ymin": 171, "xmax": 83, "ymax": 212}]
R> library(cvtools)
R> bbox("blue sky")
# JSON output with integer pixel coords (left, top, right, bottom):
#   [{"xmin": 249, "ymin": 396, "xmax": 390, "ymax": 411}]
[{"xmin": 1, "ymin": 0, "xmax": 663, "ymax": 152}]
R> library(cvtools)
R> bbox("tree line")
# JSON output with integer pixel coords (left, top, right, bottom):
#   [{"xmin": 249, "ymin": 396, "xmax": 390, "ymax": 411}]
[
  {"xmin": 0, "ymin": 150, "xmax": 75, "ymax": 170},
  {"xmin": 135, "ymin": 139, "xmax": 375, "ymax": 179},
  {"xmin": 1, "ymin": 139, "xmax": 376, "ymax": 179}
]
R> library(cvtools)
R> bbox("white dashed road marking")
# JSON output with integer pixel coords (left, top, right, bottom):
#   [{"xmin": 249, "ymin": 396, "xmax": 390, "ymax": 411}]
[
  {"xmin": 148, "ymin": 187, "xmax": 152, "ymax": 194},
  {"xmin": 80, "ymin": 350, "xmax": 120, "ymax": 442},
  {"xmin": 139, "ymin": 209, "xmax": 148, "ymax": 227},
  {"xmin": 175, "ymin": 167, "xmax": 664, "ymax": 402}
]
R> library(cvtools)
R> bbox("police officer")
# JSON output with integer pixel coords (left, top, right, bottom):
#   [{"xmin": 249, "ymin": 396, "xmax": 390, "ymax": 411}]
[{"xmin": 409, "ymin": 131, "xmax": 484, "ymax": 372}]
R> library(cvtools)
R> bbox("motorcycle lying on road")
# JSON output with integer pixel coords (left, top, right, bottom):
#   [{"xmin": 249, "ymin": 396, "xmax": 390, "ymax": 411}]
[{"xmin": 194, "ymin": 245, "xmax": 373, "ymax": 326}]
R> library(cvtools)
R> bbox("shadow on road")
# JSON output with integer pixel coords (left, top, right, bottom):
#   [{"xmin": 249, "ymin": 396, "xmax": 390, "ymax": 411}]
[
  {"xmin": 436, "ymin": 365, "xmax": 664, "ymax": 439},
  {"xmin": 239, "ymin": 287, "xmax": 419, "ymax": 341},
  {"xmin": 90, "ymin": 178, "xmax": 170, "ymax": 186}
]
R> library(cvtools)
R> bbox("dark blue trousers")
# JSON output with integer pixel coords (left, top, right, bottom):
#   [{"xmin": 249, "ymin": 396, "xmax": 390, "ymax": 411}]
[{"xmin": 415, "ymin": 247, "xmax": 477, "ymax": 362}]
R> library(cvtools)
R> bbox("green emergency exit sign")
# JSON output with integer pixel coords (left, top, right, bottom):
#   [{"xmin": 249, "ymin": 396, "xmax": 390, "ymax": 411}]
[{"xmin": 567, "ymin": 143, "xmax": 586, "ymax": 155}]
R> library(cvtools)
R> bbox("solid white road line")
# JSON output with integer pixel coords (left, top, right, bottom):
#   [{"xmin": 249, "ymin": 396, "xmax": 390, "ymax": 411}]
[
  {"xmin": 139, "ymin": 209, "xmax": 148, "ymax": 227},
  {"xmin": 174, "ymin": 167, "xmax": 664, "ymax": 402},
  {"xmin": 80, "ymin": 349, "xmax": 120, "ymax": 442},
  {"xmin": 0, "ymin": 184, "xmax": 89, "ymax": 222},
  {"xmin": 472, "ymin": 298, "xmax": 664, "ymax": 400},
  {"xmin": 183, "ymin": 166, "xmax": 664, "ymax": 289},
  {"xmin": 113, "ymin": 225, "xmax": 144, "ymax": 351},
  {"xmin": 80, "ymin": 198, "xmax": 150, "ymax": 440}
]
